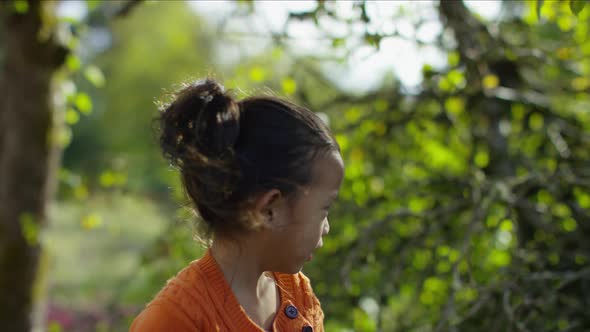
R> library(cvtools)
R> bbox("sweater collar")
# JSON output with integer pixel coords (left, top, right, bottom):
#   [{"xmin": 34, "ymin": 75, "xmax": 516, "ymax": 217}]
[{"xmin": 196, "ymin": 249, "xmax": 295, "ymax": 331}]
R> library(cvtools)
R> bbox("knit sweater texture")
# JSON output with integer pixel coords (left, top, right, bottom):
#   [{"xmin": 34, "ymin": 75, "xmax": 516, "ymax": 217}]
[{"xmin": 129, "ymin": 250, "xmax": 324, "ymax": 331}]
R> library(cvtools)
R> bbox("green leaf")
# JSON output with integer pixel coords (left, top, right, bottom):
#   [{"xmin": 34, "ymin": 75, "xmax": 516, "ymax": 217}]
[
  {"xmin": 66, "ymin": 55, "xmax": 81, "ymax": 72},
  {"xmin": 14, "ymin": 0, "xmax": 29, "ymax": 13},
  {"xmin": 482, "ymin": 74, "xmax": 499, "ymax": 89},
  {"xmin": 335, "ymin": 134, "xmax": 349, "ymax": 151},
  {"xmin": 345, "ymin": 107, "xmax": 362, "ymax": 122},
  {"xmin": 489, "ymin": 249, "xmax": 511, "ymax": 267},
  {"xmin": 500, "ymin": 219, "xmax": 513, "ymax": 232},
  {"xmin": 448, "ymin": 51, "xmax": 460, "ymax": 67},
  {"xmin": 281, "ymin": 78, "xmax": 297, "ymax": 95},
  {"xmin": 475, "ymin": 149, "xmax": 489, "ymax": 168},
  {"xmin": 374, "ymin": 99, "xmax": 388, "ymax": 112},
  {"xmin": 332, "ymin": 37, "xmax": 345, "ymax": 48},
  {"xmin": 364, "ymin": 33, "xmax": 382, "ymax": 48},
  {"xmin": 81, "ymin": 213, "xmax": 103, "ymax": 230},
  {"xmin": 444, "ymin": 96, "xmax": 465, "ymax": 116},
  {"xmin": 65, "ymin": 108, "xmax": 80, "ymax": 125},
  {"xmin": 570, "ymin": 0, "xmax": 587, "ymax": 15},
  {"xmin": 248, "ymin": 67, "xmax": 266, "ymax": 82},
  {"xmin": 75, "ymin": 93, "xmax": 93, "ymax": 114},
  {"xmin": 529, "ymin": 112, "xmax": 544, "ymax": 130},
  {"xmin": 86, "ymin": 0, "xmax": 102, "ymax": 11},
  {"xmin": 447, "ymin": 69, "xmax": 466, "ymax": 87},
  {"xmin": 536, "ymin": 0, "xmax": 545, "ymax": 19},
  {"xmin": 99, "ymin": 171, "xmax": 116, "ymax": 187},
  {"xmin": 561, "ymin": 218, "xmax": 577, "ymax": 232},
  {"xmin": 84, "ymin": 65, "xmax": 106, "ymax": 87}
]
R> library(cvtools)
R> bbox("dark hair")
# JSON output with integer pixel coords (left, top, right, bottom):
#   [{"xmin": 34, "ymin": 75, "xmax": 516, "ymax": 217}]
[{"xmin": 159, "ymin": 79, "xmax": 339, "ymax": 238}]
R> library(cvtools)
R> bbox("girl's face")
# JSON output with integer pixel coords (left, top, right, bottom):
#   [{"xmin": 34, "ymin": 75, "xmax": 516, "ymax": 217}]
[{"xmin": 266, "ymin": 150, "xmax": 344, "ymax": 274}]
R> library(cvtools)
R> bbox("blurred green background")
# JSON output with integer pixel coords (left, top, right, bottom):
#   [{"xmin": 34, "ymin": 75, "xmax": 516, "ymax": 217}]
[{"xmin": 2, "ymin": 0, "xmax": 590, "ymax": 331}]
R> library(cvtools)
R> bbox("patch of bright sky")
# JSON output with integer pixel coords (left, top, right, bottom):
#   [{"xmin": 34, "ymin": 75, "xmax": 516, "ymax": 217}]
[
  {"xmin": 189, "ymin": 0, "xmax": 501, "ymax": 93},
  {"xmin": 57, "ymin": 0, "xmax": 501, "ymax": 93},
  {"xmin": 56, "ymin": 0, "xmax": 87, "ymax": 19}
]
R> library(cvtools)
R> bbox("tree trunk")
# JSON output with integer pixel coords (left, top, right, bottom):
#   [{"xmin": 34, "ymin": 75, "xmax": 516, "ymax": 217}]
[{"xmin": 0, "ymin": 1, "xmax": 66, "ymax": 331}]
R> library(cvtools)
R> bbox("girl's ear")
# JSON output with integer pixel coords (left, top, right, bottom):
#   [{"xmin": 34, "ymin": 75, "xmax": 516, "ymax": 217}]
[{"xmin": 253, "ymin": 189, "xmax": 282, "ymax": 227}]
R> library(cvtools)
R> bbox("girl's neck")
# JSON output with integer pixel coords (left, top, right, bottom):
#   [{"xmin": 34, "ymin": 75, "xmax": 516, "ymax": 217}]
[
  {"xmin": 210, "ymin": 236, "xmax": 279, "ymax": 330},
  {"xmin": 210, "ymin": 235, "xmax": 270, "ymax": 300}
]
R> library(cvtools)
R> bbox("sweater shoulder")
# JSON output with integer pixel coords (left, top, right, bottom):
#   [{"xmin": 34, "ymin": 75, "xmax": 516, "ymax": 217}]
[
  {"xmin": 130, "ymin": 261, "xmax": 210, "ymax": 331},
  {"xmin": 130, "ymin": 301, "xmax": 197, "ymax": 332}
]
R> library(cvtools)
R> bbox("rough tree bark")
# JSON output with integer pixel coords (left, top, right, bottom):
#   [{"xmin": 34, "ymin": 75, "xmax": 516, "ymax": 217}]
[{"xmin": 0, "ymin": 1, "xmax": 67, "ymax": 331}]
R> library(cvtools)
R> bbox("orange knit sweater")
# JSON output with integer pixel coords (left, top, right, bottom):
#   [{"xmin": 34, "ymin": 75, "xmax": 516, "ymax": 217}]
[{"xmin": 129, "ymin": 250, "xmax": 324, "ymax": 331}]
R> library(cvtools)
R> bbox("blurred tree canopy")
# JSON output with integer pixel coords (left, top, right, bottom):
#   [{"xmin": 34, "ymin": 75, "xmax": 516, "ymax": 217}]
[{"xmin": 1, "ymin": 0, "xmax": 590, "ymax": 331}]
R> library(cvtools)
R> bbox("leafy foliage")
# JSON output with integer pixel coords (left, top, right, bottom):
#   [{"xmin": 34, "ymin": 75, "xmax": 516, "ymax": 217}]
[{"xmin": 43, "ymin": 1, "xmax": 590, "ymax": 331}]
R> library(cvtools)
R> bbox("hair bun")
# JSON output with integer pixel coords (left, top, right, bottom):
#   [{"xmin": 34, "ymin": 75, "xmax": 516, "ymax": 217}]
[{"xmin": 159, "ymin": 79, "xmax": 240, "ymax": 168}]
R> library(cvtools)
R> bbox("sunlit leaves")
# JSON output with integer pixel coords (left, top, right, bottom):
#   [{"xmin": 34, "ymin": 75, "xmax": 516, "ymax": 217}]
[
  {"xmin": 66, "ymin": 54, "xmax": 82, "ymax": 71},
  {"xmin": 561, "ymin": 218, "xmax": 577, "ymax": 232},
  {"xmin": 84, "ymin": 65, "xmax": 106, "ymax": 87},
  {"xmin": 571, "ymin": 77, "xmax": 590, "ymax": 90},
  {"xmin": 422, "ymin": 139, "xmax": 464, "ymax": 173},
  {"xmin": 456, "ymin": 287, "xmax": 478, "ymax": 303},
  {"xmin": 335, "ymin": 134, "xmax": 349, "ymax": 151},
  {"xmin": 420, "ymin": 277, "xmax": 447, "ymax": 306},
  {"xmin": 281, "ymin": 77, "xmax": 297, "ymax": 95},
  {"xmin": 345, "ymin": 107, "xmax": 362, "ymax": 122},
  {"xmin": 474, "ymin": 147, "xmax": 489, "ymax": 168},
  {"xmin": 412, "ymin": 249, "xmax": 432, "ymax": 270},
  {"xmin": 99, "ymin": 170, "xmax": 127, "ymax": 188},
  {"xmin": 81, "ymin": 213, "xmax": 103, "ymax": 230},
  {"xmin": 511, "ymin": 103, "xmax": 526, "ymax": 121},
  {"xmin": 528, "ymin": 112, "xmax": 544, "ymax": 130},
  {"xmin": 73, "ymin": 185, "xmax": 89, "ymax": 200},
  {"xmin": 444, "ymin": 96, "xmax": 465, "ymax": 116},
  {"xmin": 394, "ymin": 218, "xmax": 423, "ymax": 238},
  {"xmin": 573, "ymin": 187, "xmax": 590, "ymax": 208},
  {"xmin": 488, "ymin": 249, "xmax": 511, "ymax": 267},
  {"xmin": 374, "ymin": 122, "xmax": 386, "ymax": 136},
  {"xmin": 373, "ymin": 99, "xmax": 388, "ymax": 112},
  {"xmin": 552, "ymin": 203, "xmax": 571, "ymax": 218},
  {"xmin": 73, "ymin": 92, "xmax": 93, "ymax": 114},
  {"xmin": 353, "ymin": 307, "xmax": 377, "ymax": 332},
  {"xmin": 422, "ymin": 64, "xmax": 435, "ymax": 78},
  {"xmin": 557, "ymin": 14, "xmax": 575, "ymax": 31},
  {"xmin": 447, "ymin": 51, "xmax": 460, "ymax": 67},
  {"xmin": 65, "ymin": 108, "xmax": 80, "ymax": 125},
  {"xmin": 536, "ymin": 0, "xmax": 545, "ymax": 20},
  {"xmin": 482, "ymin": 74, "xmax": 499, "ymax": 90},
  {"xmin": 248, "ymin": 66, "xmax": 267, "ymax": 82},
  {"xmin": 447, "ymin": 70, "xmax": 466, "ymax": 88}
]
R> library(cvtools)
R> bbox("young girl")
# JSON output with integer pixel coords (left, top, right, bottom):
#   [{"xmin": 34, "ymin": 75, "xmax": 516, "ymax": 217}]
[{"xmin": 130, "ymin": 79, "xmax": 344, "ymax": 332}]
